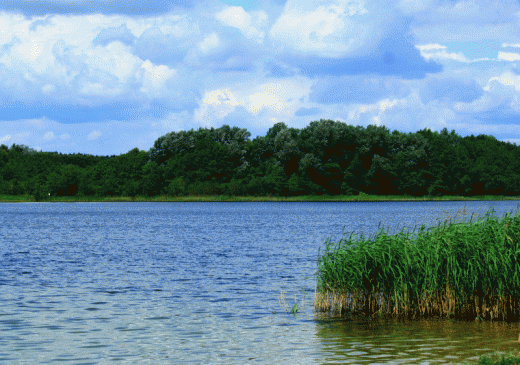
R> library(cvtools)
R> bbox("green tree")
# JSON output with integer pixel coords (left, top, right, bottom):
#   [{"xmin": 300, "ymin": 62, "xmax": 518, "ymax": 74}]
[
  {"xmin": 287, "ymin": 173, "xmax": 304, "ymax": 196},
  {"xmin": 264, "ymin": 163, "xmax": 288, "ymax": 196},
  {"xmin": 167, "ymin": 177, "xmax": 186, "ymax": 196},
  {"xmin": 141, "ymin": 162, "xmax": 164, "ymax": 196}
]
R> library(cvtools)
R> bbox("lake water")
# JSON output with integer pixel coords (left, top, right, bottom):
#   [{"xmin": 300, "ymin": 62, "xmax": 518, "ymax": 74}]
[{"xmin": 1, "ymin": 200, "xmax": 520, "ymax": 364}]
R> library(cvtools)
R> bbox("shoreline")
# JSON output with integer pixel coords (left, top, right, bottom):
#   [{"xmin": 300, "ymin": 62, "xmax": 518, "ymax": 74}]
[{"xmin": 2, "ymin": 194, "xmax": 520, "ymax": 203}]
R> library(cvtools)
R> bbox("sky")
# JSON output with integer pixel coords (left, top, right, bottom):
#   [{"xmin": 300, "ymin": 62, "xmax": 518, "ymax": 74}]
[{"xmin": 1, "ymin": 0, "xmax": 520, "ymax": 155}]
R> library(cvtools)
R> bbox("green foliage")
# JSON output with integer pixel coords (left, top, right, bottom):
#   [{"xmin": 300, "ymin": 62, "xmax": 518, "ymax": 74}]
[
  {"xmin": 222, "ymin": 178, "xmax": 246, "ymax": 196},
  {"xmin": 264, "ymin": 163, "xmax": 288, "ymax": 196},
  {"xmin": 315, "ymin": 206, "xmax": 520, "ymax": 321},
  {"xmin": 471, "ymin": 352, "xmax": 520, "ymax": 365},
  {"xmin": 287, "ymin": 173, "xmax": 304, "ymax": 196},
  {"xmin": 167, "ymin": 177, "xmax": 186, "ymax": 196},
  {"xmin": 186, "ymin": 180, "xmax": 221, "ymax": 196},
  {"xmin": 1, "ymin": 121, "xmax": 520, "ymax": 198}
]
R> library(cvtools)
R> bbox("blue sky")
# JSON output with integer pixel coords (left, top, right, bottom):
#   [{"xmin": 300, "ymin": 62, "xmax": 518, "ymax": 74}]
[{"xmin": 1, "ymin": 0, "xmax": 520, "ymax": 155}]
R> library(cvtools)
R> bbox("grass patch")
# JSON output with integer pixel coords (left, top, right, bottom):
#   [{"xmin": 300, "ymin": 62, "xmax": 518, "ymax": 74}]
[{"xmin": 314, "ymin": 205, "xmax": 520, "ymax": 321}]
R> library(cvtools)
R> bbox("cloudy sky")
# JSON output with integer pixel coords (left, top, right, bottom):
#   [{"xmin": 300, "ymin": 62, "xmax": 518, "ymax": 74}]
[{"xmin": 1, "ymin": 0, "xmax": 520, "ymax": 155}]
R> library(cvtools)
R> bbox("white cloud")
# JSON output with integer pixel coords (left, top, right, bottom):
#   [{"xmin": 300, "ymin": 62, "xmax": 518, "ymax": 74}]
[
  {"xmin": 87, "ymin": 130, "xmax": 102, "ymax": 140},
  {"xmin": 215, "ymin": 6, "xmax": 268, "ymax": 43},
  {"xmin": 1, "ymin": 1, "xmax": 520, "ymax": 156},
  {"xmin": 416, "ymin": 44, "xmax": 470, "ymax": 62},
  {"xmin": 194, "ymin": 88, "xmax": 242, "ymax": 127},
  {"xmin": 248, "ymin": 90, "xmax": 289, "ymax": 115},
  {"xmin": 139, "ymin": 60, "xmax": 176, "ymax": 95},
  {"xmin": 42, "ymin": 84, "xmax": 55, "ymax": 94},
  {"xmin": 497, "ymin": 52, "xmax": 520, "ymax": 62},
  {"xmin": 415, "ymin": 43, "xmax": 447, "ymax": 51},
  {"xmin": 197, "ymin": 32, "xmax": 220, "ymax": 54},
  {"xmin": 202, "ymin": 89, "xmax": 240, "ymax": 107},
  {"xmin": 0, "ymin": 12, "xmax": 182, "ymax": 104},
  {"xmin": 194, "ymin": 79, "xmax": 312, "ymax": 127},
  {"xmin": 348, "ymin": 97, "xmax": 407, "ymax": 121},
  {"xmin": 484, "ymin": 71, "xmax": 520, "ymax": 91},
  {"xmin": 245, "ymin": 80, "xmax": 312, "ymax": 116},
  {"xmin": 80, "ymin": 83, "xmax": 123, "ymax": 97},
  {"xmin": 269, "ymin": 0, "xmax": 385, "ymax": 58},
  {"xmin": 415, "ymin": 44, "xmax": 493, "ymax": 63}
]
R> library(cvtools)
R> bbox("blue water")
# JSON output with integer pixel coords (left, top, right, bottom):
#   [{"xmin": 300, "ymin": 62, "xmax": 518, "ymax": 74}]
[{"xmin": 1, "ymin": 201, "xmax": 520, "ymax": 364}]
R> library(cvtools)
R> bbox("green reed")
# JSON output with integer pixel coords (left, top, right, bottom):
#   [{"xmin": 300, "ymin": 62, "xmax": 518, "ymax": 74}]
[
  {"xmin": 470, "ymin": 351, "xmax": 520, "ymax": 365},
  {"xmin": 315, "ymin": 205, "xmax": 520, "ymax": 321}
]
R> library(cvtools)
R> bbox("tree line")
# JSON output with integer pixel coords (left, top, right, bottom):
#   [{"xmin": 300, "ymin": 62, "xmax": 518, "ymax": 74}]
[{"xmin": 1, "ymin": 120, "xmax": 519, "ymax": 199}]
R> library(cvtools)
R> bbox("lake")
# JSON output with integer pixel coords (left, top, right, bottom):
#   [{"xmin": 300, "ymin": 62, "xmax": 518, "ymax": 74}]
[{"xmin": 1, "ymin": 200, "xmax": 520, "ymax": 364}]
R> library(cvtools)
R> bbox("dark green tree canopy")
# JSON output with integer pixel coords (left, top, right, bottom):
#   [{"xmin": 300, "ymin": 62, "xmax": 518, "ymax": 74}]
[{"xmin": 2, "ymin": 120, "xmax": 519, "ymax": 198}]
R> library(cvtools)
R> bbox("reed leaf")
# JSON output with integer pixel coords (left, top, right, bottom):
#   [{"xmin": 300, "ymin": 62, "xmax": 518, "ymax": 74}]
[{"xmin": 314, "ymin": 205, "xmax": 520, "ymax": 321}]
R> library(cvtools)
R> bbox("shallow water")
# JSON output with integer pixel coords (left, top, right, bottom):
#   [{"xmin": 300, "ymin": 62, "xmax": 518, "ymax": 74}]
[{"xmin": 1, "ymin": 201, "xmax": 519, "ymax": 364}]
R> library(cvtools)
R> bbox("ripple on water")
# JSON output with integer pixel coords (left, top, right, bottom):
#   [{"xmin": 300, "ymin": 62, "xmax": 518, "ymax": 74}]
[{"xmin": 2, "ymin": 201, "xmax": 520, "ymax": 364}]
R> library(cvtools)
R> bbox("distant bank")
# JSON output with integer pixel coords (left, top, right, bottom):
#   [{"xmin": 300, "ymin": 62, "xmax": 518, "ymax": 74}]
[{"xmin": 2, "ymin": 194, "xmax": 520, "ymax": 203}]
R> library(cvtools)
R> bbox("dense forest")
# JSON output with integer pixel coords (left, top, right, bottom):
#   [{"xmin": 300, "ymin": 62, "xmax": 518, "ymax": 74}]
[{"xmin": 1, "ymin": 120, "xmax": 519, "ymax": 199}]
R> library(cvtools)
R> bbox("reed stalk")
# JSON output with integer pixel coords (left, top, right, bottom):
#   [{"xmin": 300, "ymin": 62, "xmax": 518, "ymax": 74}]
[{"xmin": 314, "ymin": 205, "xmax": 520, "ymax": 321}]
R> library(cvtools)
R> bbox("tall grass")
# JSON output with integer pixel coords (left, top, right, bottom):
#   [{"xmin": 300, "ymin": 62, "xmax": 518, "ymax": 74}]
[
  {"xmin": 468, "ymin": 352, "xmax": 520, "ymax": 365},
  {"xmin": 315, "ymin": 205, "xmax": 520, "ymax": 321}
]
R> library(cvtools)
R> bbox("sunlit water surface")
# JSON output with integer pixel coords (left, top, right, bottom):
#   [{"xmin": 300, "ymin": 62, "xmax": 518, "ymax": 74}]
[{"xmin": 1, "ymin": 201, "xmax": 520, "ymax": 364}]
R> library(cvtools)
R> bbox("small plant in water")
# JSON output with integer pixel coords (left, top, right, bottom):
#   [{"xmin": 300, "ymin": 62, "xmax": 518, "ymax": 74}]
[
  {"xmin": 291, "ymin": 301, "xmax": 299, "ymax": 314},
  {"xmin": 279, "ymin": 290, "xmax": 302, "ymax": 315},
  {"xmin": 279, "ymin": 290, "xmax": 289, "ymax": 312}
]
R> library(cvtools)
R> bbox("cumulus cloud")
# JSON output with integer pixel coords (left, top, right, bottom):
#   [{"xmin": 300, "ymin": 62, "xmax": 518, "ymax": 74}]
[
  {"xmin": 347, "ymin": 97, "xmax": 408, "ymax": 122},
  {"xmin": 269, "ymin": 0, "xmax": 373, "ymax": 58},
  {"xmin": 197, "ymin": 32, "xmax": 220, "ymax": 54},
  {"xmin": 215, "ymin": 6, "xmax": 268, "ymax": 44},
  {"xmin": 0, "ymin": 0, "xmax": 519, "ymax": 156},
  {"xmin": 417, "ymin": 44, "xmax": 470, "ymax": 62},
  {"xmin": 87, "ymin": 130, "xmax": 102, "ymax": 140},
  {"xmin": 267, "ymin": 1, "xmax": 441, "ymax": 78},
  {"xmin": 139, "ymin": 60, "xmax": 176, "ymax": 95},
  {"xmin": 497, "ymin": 52, "xmax": 520, "ymax": 62},
  {"xmin": 416, "ymin": 43, "xmax": 496, "ymax": 63},
  {"xmin": 93, "ymin": 24, "xmax": 136, "ymax": 47},
  {"xmin": 133, "ymin": 15, "xmax": 201, "ymax": 66},
  {"xmin": 194, "ymin": 88, "xmax": 241, "ymax": 127},
  {"xmin": 247, "ymin": 84, "xmax": 291, "ymax": 115},
  {"xmin": 194, "ymin": 78, "xmax": 312, "ymax": 127},
  {"xmin": 43, "ymin": 131, "xmax": 55, "ymax": 140},
  {"xmin": 484, "ymin": 72, "xmax": 520, "ymax": 92}
]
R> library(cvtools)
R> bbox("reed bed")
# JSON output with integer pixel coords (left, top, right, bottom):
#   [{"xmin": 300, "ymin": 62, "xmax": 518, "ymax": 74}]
[
  {"xmin": 468, "ymin": 351, "xmax": 520, "ymax": 365},
  {"xmin": 315, "ymin": 205, "xmax": 520, "ymax": 321}
]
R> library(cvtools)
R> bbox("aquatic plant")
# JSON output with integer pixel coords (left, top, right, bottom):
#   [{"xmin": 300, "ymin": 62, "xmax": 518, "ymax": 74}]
[
  {"xmin": 278, "ymin": 290, "xmax": 303, "ymax": 315},
  {"xmin": 314, "ymin": 205, "xmax": 520, "ymax": 321},
  {"xmin": 467, "ymin": 351, "xmax": 520, "ymax": 365}
]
